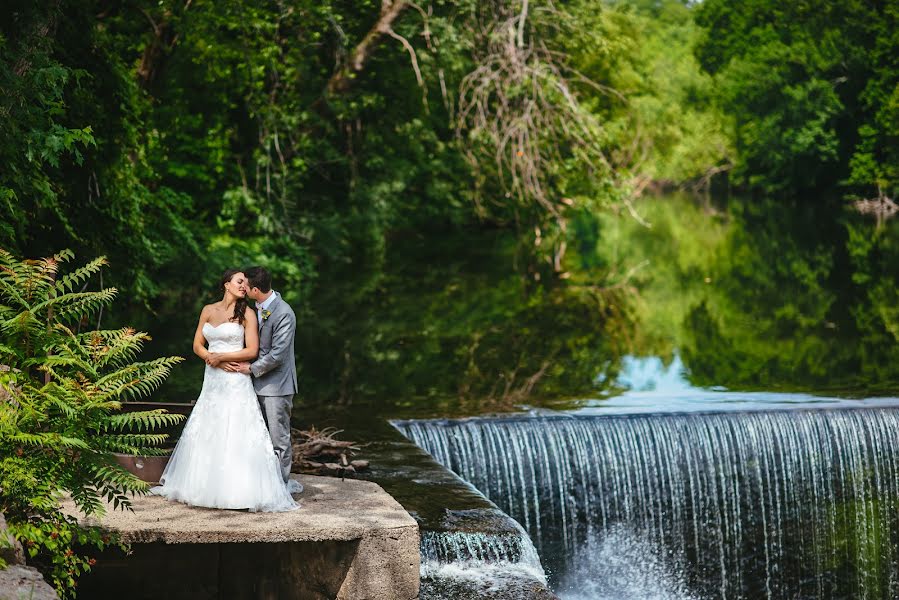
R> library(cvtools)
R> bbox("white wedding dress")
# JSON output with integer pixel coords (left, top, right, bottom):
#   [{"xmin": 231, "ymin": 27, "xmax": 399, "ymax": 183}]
[{"xmin": 150, "ymin": 322, "xmax": 299, "ymax": 512}]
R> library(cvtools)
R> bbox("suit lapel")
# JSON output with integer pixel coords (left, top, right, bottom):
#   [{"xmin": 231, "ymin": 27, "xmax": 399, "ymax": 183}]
[{"xmin": 259, "ymin": 294, "xmax": 281, "ymax": 334}]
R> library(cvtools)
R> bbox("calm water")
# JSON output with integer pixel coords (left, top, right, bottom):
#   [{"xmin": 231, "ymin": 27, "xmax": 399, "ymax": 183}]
[
  {"xmin": 297, "ymin": 192, "xmax": 899, "ymax": 414},
  {"xmin": 155, "ymin": 192, "xmax": 899, "ymax": 412}
]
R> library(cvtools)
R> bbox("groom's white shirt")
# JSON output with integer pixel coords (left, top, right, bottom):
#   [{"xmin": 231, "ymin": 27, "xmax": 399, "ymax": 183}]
[{"xmin": 256, "ymin": 290, "xmax": 279, "ymax": 326}]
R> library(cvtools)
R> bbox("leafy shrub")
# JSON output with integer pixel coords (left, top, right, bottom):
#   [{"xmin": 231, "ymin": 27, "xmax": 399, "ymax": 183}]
[{"xmin": 0, "ymin": 249, "xmax": 185, "ymax": 597}]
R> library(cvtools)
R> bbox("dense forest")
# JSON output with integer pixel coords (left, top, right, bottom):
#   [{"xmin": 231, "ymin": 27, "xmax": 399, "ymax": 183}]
[{"xmin": 2, "ymin": 0, "xmax": 897, "ymax": 403}]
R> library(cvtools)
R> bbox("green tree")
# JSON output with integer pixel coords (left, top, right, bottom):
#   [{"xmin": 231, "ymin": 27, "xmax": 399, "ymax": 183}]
[{"xmin": 694, "ymin": 0, "xmax": 899, "ymax": 198}]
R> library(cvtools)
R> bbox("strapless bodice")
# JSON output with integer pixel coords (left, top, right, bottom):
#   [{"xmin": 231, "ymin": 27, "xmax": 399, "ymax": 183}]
[{"xmin": 203, "ymin": 321, "xmax": 245, "ymax": 352}]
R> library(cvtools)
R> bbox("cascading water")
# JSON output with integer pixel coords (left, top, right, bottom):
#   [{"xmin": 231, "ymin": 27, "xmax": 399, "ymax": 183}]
[
  {"xmin": 419, "ymin": 526, "xmax": 550, "ymax": 599},
  {"xmin": 421, "ymin": 529, "xmax": 539, "ymax": 564},
  {"xmin": 396, "ymin": 407, "xmax": 899, "ymax": 599}
]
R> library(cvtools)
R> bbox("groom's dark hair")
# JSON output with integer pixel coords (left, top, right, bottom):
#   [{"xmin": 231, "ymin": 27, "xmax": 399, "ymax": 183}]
[{"xmin": 244, "ymin": 266, "xmax": 272, "ymax": 293}]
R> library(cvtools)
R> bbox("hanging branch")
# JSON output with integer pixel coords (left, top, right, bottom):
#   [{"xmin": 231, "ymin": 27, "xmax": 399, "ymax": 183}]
[
  {"xmin": 455, "ymin": 2, "xmax": 614, "ymax": 217},
  {"xmin": 455, "ymin": 0, "xmax": 619, "ymax": 270}
]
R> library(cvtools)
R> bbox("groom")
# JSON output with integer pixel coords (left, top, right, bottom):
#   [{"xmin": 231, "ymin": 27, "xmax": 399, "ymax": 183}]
[{"xmin": 226, "ymin": 266, "xmax": 298, "ymax": 489}]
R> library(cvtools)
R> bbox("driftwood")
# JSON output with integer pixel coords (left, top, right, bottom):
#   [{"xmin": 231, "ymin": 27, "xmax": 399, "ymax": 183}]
[
  {"xmin": 290, "ymin": 426, "xmax": 369, "ymax": 478},
  {"xmin": 855, "ymin": 188, "xmax": 898, "ymax": 226}
]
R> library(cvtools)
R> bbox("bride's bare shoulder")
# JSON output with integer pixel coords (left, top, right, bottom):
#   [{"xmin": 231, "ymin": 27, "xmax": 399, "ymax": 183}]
[{"xmin": 198, "ymin": 303, "xmax": 219, "ymax": 320}]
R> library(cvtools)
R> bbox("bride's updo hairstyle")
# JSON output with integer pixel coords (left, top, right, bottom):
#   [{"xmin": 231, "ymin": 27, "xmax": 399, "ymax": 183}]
[{"xmin": 220, "ymin": 268, "xmax": 248, "ymax": 325}]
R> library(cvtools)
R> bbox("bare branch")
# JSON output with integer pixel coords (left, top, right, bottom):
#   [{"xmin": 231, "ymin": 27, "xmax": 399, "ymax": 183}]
[
  {"xmin": 516, "ymin": 0, "xmax": 529, "ymax": 48},
  {"xmin": 327, "ymin": 0, "xmax": 410, "ymax": 95},
  {"xmin": 385, "ymin": 26, "xmax": 429, "ymax": 110},
  {"xmin": 455, "ymin": 0, "xmax": 617, "ymax": 237}
]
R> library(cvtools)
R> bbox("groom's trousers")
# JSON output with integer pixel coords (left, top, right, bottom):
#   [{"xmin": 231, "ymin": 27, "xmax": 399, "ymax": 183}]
[{"xmin": 258, "ymin": 394, "xmax": 293, "ymax": 482}]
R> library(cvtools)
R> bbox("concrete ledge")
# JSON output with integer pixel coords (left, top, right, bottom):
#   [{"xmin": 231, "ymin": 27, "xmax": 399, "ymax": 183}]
[{"xmin": 62, "ymin": 475, "xmax": 420, "ymax": 600}]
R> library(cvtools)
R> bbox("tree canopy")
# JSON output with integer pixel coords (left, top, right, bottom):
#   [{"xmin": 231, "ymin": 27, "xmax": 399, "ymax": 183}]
[{"xmin": 1, "ymin": 0, "xmax": 896, "ymax": 403}]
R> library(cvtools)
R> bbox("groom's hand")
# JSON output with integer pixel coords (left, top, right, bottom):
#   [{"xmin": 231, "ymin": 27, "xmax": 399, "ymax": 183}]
[{"xmin": 224, "ymin": 361, "xmax": 252, "ymax": 374}]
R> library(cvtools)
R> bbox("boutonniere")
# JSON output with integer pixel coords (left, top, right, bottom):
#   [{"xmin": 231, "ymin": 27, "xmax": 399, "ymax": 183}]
[{"xmin": 261, "ymin": 309, "xmax": 272, "ymax": 322}]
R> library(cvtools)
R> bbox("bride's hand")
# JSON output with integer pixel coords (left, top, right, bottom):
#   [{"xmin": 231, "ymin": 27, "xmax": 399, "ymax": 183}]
[
  {"xmin": 223, "ymin": 361, "xmax": 252, "ymax": 374},
  {"xmin": 206, "ymin": 352, "xmax": 223, "ymax": 367}
]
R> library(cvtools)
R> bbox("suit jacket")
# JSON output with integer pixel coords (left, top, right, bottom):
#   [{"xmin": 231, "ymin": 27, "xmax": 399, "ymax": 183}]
[{"xmin": 250, "ymin": 293, "xmax": 298, "ymax": 397}]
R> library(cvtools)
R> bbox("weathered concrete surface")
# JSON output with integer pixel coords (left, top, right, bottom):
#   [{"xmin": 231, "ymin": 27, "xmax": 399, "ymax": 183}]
[{"xmin": 62, "ymin": 474, "xmax": 419, "ymax": 600}]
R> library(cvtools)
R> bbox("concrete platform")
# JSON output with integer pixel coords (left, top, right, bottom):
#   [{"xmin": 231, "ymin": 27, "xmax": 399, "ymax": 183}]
[{"xmin": 62, "ymin": 474, "xmax": 420, "ymax": 600}]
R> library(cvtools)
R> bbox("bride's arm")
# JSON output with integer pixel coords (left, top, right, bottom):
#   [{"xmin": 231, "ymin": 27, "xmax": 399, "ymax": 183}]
[
  {"xmin": 193, "ymin": 306, "xmax": 212, "ymax": 362},
  {"xmin": 207, "ymin": 308, "xmax": 259, "ymax": 365}
]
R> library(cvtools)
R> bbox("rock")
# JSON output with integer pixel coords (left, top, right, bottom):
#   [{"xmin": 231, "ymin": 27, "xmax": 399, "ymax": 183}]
[
  {"xmin": 0, "ymin": 565, "xmax": 59, "ymax": 600},
  {"xmin": 0, "ymin": 512, "xmax": 58, "ymax": 599},
  {"xmin": 0, "ymin": 513, "xmax": 25, "ymax": 566}
]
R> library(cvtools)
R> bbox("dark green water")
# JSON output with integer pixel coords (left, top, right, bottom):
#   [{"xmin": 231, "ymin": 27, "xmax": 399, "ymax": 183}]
[{"xmin": 151, "ymin": 192, "xmax": 899, "ymax": 414}]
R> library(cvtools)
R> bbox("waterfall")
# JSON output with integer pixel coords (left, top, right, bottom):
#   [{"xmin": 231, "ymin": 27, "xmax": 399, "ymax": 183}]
[
  {"xmin": 419, "ymin": 522, "xmax": 548, "ymax": 599},
  {"xmin": 396, "ymin": 408, "xmax": 899, "ymax": 599},
  {"xmin": 421, "ymin": 530, "xmax": 541, "ymax": 565}
]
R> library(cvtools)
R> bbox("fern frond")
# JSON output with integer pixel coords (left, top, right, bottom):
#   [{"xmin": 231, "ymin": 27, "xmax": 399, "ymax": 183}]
[
  {"xmin": 0, "ymin": 248, "xmax": 17, "ymax": 269},
  {"xmin": 94, "ymin": 356, "xmax": 184, "ymax": 401},
  {"xmin": 68, "ymin": 485, "xmax": 104, "ymax": 517},
  {"xmin": 54, "ymin": 256, "xmax": 108, "ymax": 294},
  {"xmin": 27, "ymin": 255, "xmax": 65, "ymax": 299},
  {"xmin": 0, "ymin": 274, "xmax": 30, "ymax": 309},
  {"xmin": 100, "ymin": 433, "xmax": 169, "ymax": 448},
  {"xmin": 91, "ymin": 463, "xmax": 148, "ymax": 494},
  {"xmin": 11, "ymin": 431, "xmax": 62, "ymax": 446},
  {"xmin": 100, "ymin": 442, "xmax": 171, "ymax": 456},
  {"xmin": 57, "ymin": 435, "xmax": 91, "ymax": 450},
  {"xmin": 105, "ymin": 409, "xmax": 185, "ymax": 432},
  {"xmin": 32, "ymin": 288, "xmax": 117, "ymax": 324},
  {"xmin": 79, "ymin": 328, "xmax": 149, "ymax": 368},
  {"xmin": 0, "ymin": 310, "xmax": 43, "ymax": 338},
  {"xmin": 27, "ymin": 354, "xmax": 97, "ymax": 377}
]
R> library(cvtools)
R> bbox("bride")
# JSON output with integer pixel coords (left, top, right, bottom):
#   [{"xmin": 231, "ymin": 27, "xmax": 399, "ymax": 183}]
[{"xmin": 150, "ymin": 269, "xmax": 299, "ymax": 512}]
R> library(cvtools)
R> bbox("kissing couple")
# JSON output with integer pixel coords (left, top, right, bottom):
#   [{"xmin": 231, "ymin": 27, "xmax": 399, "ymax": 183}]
[{"xmin": 151, "ymin": 266, "xmax": 302, "ymax": 512}]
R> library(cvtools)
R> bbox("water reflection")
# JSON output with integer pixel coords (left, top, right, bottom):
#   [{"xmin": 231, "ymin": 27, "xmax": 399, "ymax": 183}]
[
  {"xmin": 613, "ymin": 354, "xmax": 696, "ymax": 393},
  {"xmin": 568, "ymin": 354, "xmax": 899, "ymax": 415},
  {"xmin": 154, "ymin": 193, "xmax": 899, "ymax": 415},
  {"xmin": 595, "ymin": 193, "xmax": 899, "ymax": 397}
]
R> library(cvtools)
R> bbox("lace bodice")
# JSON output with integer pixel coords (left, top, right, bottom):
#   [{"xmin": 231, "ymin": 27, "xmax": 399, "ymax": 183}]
[{"xmin": 203, "ymin": 321, "xmax": 245, "ymax": 353}]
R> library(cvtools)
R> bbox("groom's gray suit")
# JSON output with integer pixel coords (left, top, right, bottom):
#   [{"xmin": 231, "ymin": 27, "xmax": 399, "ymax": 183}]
[{"xmin": 250, "ymin": 291, "xmax": 297, "ymax": 482}]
